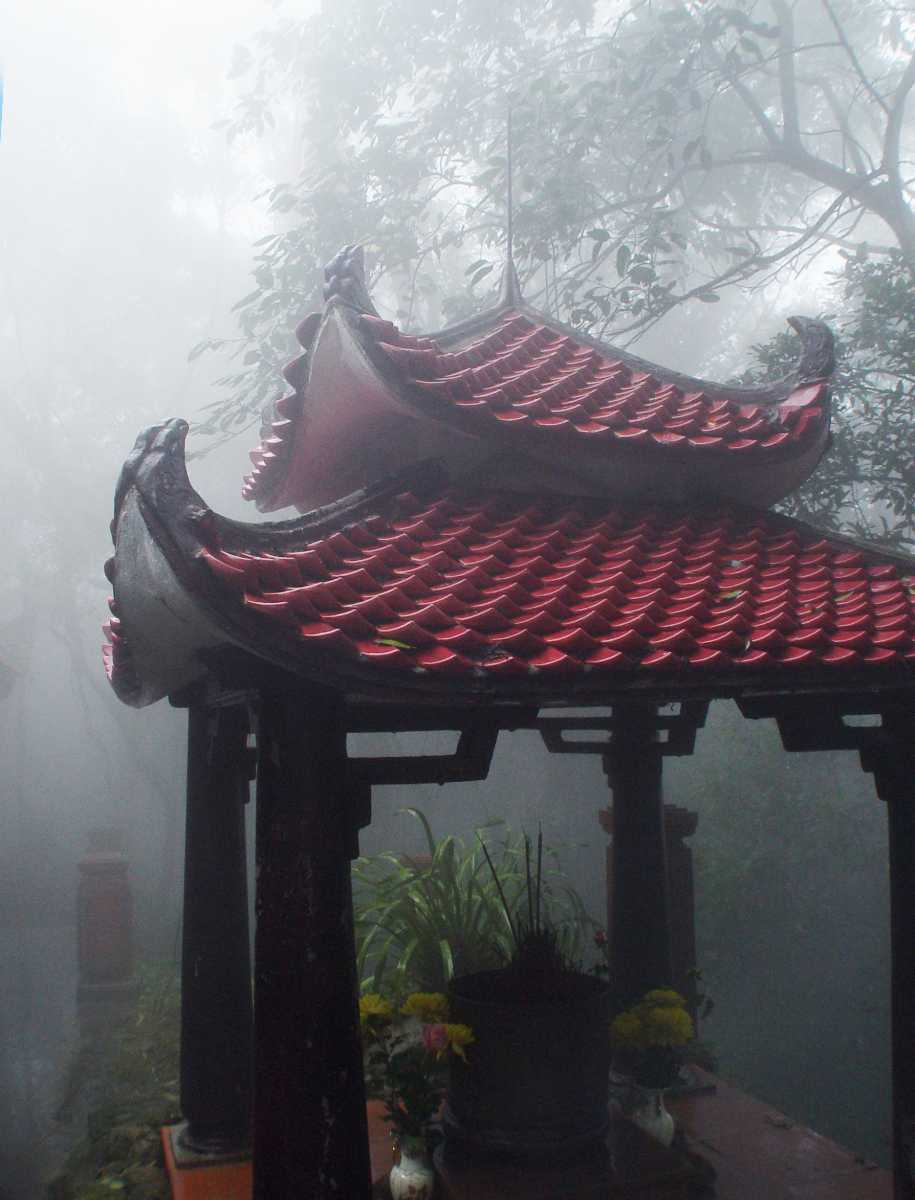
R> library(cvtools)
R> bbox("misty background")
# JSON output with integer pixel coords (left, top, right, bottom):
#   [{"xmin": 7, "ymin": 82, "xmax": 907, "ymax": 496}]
[{"xmin": 1, "ymin": 0, "xmax": 907, "ymax": 1195}]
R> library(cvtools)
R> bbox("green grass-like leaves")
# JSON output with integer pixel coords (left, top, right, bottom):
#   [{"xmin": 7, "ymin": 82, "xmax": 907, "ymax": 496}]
[{"xmin": 353, "ymin": 809, "xmax": 590, "ymax": 994}]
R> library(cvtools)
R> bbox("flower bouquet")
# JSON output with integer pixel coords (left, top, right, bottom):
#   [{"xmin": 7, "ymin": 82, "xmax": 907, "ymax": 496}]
[
  {"xmin": 360, "ymin": 991, "xmax": 474, "ymax": 1197},
  {"xmin": 610, "ymin": 988, "xmax": 694, "ymax": 1146}
]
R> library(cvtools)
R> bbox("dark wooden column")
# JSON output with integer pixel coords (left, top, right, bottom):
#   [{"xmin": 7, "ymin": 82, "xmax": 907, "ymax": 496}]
[
  {"xmin": 180, "ymin": 702, "xmax": 253, "ymax": 1155},
  {"xmin": 862, "ymin": 709, "xmax": 915, "ymax": 1200},
  {"xmin": 665, "ymin": 806, "xmax": 699, "ymax": 1019},
  {"xmin": 602, "ymin": 704, "xmax": 674, "ymax": 1012},
  {"xmin": 599, "ymin": 803, "xmax": 699, "ymax": 1018},
  {"xmin": 253, "ymin": 691, "xmax": 370, "ymax": 1199}
]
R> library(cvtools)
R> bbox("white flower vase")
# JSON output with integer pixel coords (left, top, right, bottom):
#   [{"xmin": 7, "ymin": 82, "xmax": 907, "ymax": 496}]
[
  {"xmin": 389, "ymin": 1136, "xmax": 435, "ymax": 1200},
  {"xmin": 629, "ymin": 1088, "xmax": 675, "ymax": 1147}
]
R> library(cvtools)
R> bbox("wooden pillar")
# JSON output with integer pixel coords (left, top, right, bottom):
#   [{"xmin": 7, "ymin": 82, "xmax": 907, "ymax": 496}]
[
  {"xmin": 862, "ymin": 710, "xmax": 915, "ymax": 1200},
  {"xmin": 179, "ymin": 702, "xmax": 253, "ymax": 1155},
  {"xmin": 602, "ymin": 705, "xmax": 673, "ymax": 1012},
  {"xmin": 598, "ymin": 804, "xmax": 699, "ymax": 1018},
  {"xmin": 665, "ymin": 806, "xmax": 699, "ymax": 1020},
  {"xmin": 253, "ymin": 691, "xmax": 370, "ymax": 1199}
]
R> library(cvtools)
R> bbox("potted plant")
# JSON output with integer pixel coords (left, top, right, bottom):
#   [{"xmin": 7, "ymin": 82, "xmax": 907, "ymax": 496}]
[
  {"xmin": 610, "ymin": 988, "xmax": 695, "ymax": 1146},
  {"xmin": 360, "ymin": 990, "xmax": 474, "ymax": 1199},
  {"xmin": 444, "ymin": 830, "xmax": 609, "ymax": 1162},
  {"xmin": 353, "ymin": 809, "xmax": 590, "ymax": 995}
]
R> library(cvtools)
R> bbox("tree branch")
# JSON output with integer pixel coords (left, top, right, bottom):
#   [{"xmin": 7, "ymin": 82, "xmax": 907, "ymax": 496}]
[
  {"xmin": 820, "ymin": 0, "xmax": 891, "ymax": 117},
  {"xmin": 813, "ymin": 78, "xmax": 872, "ymax": 175},
  {"xmin": 883, "ymin": 49, "xmax": 915, "ymax": 182},
  {"xmin": 770, "ymin": 0, "xmax": 801, "ymax": 147},
  {"xmin": 606, "ymin": 189, "xmax": 855, "ymax": 344},
  {"xmin": 707, "ymin": 41, "xmax": 782, "ymax": 150}
]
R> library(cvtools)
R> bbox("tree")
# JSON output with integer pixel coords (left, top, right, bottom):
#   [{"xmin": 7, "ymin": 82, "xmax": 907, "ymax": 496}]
[
  {"xmin": 201, "ymin": 0, "xmax": 913, "ymax": 543},
  {"xmin": 745, "ymin": 249, "xmax": 913, "ymax": 549}
]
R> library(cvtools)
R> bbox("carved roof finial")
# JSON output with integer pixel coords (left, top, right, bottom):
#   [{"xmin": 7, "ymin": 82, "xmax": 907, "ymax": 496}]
[{"xmin": 322, "ymin": 244, "xmax": 379, "ymax": 315}]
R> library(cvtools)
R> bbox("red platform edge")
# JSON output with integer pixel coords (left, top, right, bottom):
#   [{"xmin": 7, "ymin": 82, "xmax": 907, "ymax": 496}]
[{"xmin": 162, "ymin": 1102, "xmax": 396, "ymax": 1199}]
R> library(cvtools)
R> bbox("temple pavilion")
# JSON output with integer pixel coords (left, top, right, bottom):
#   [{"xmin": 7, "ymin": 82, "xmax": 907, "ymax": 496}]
[{"xmin": 104, "ymin": 245, "xmax": 915, "ymax": 1199}]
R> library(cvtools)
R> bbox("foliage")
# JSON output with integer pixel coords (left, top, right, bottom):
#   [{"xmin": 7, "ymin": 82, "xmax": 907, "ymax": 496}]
[
  {"xmin": 744, "ymin": 251, "xmax": 914, "ymax": 549},
  {"xmin": 359, "ymin": 990, "xmax": 474, "ymax": 1142},
  {"xmin": 51, "ymin": 964, "xmax": 179, "ymax": 1200},
  {"xmin": 611, "ymin": 988, "xmax": 695, "ymax": 1089},
  {"xmin": 199, "ymin": 0, "xmax": 914, "ymax": 440},
  {"xmin": 352, "ymin": 808, "xmax": 590, "ymax": 994}
]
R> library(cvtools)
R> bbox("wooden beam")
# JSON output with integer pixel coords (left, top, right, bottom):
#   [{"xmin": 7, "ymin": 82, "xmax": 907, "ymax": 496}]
[
  {"xmin": 539, "ymin": 701, "xmax": 709, "ymax": 757},
  {"xmin": 348, "ymin": 717, "xmax": 499, "ymax": 787},
  {"xmin": 179, "ymin": 702, "xmax": 253, "ymax": 1155},
  {"xmin": 253, "ymin": 692, "xmax": 370, "ymax": 1200}
]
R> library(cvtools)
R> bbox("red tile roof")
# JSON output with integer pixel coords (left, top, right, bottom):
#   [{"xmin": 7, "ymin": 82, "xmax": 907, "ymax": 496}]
[
  {"xmin": 197, "ymin": 484, "xmax": 915, "ymax": 680},
  {"xmin": 242, "ymin": 256, "xmax": 833, "ymax": 515},
  {"xmin": 356, "ymin": 310, "xmax": 828, "ymax": 459}
]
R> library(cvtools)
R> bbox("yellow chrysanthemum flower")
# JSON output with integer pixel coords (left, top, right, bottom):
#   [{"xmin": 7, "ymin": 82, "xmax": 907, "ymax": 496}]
[
  {"xmin": 400, "ymin": 992, "xmax": 449, "ymax": 1023},
  {"xmin": 443, "ymin": 1023, "xmax": 475, "ymax": 1060},
  {"xmin": 642, "ymin": 1004, "xmax": 694, "ymax": 1047},
  {"xmin": 359, "ymin": 993, "xmax": 394, "ymax": 1023},
  {"xmin": 610, "ymin": 1010, "xmax": 645, "ymax": 1049},
  {"xmin": 611, "ymin": 987, "xmax": 694, "ymax": 1051},
  {"xmin": 642, "ymin": 988, "xmax": 686, "ymax": 1009}
]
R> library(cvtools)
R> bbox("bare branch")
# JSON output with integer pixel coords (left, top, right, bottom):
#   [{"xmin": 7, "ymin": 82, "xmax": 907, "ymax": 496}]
[
  {"xmin": 820, "ymin": 0, "xmax": 891, "ymax": 117},
  {"xmin": 606, "ymin": 190, "xmax": 855, "ymax": 344},
  {"xmin": 770, "ymin": 0, "xmax": 801, "ymax": 146},
  {"xmin": 883, "ymin": 49, "xmax": 915, "ymax": 181},
  {"xmin": 707, "ymin": 40, "xmax": 782, "ymax": 149},
  {"xmin": 813, "ymin": 78, "xmax": 872, "ymax": 175}
]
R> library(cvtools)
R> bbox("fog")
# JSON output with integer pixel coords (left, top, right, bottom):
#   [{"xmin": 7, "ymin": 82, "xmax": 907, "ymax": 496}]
[{"xmin": 0, "ymin": 0, "xmax": 904, "ymax": 1194}]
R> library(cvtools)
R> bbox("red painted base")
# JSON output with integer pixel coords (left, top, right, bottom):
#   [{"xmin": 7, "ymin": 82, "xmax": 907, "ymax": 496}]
[
  {"xmin": 163, "ymin": 1101, "xmax": 397, "ymax": 1199},
  {"xmin": 161, "ymin": 1130, "xmax": 251, "ymax": 1200}
]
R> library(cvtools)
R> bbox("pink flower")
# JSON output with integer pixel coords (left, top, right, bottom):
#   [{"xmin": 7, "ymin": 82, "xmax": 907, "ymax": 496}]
[
  {"xmin": 593, "ymin": 928, "xmax": 607, "ymax": 948},
  {"xmin": 422, "ymin": 1023, "xmax": 449, "ymax": 1054}
]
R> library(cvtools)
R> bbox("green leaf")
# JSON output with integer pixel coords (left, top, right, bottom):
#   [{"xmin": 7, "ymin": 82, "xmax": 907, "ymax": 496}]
[
  {"xmin": 697, "ymin": 291, "xmax": 720, "ymax": 303},
  {"xmin": 616, "ymin": 245, "xmax": 632, "ymax": 276}
]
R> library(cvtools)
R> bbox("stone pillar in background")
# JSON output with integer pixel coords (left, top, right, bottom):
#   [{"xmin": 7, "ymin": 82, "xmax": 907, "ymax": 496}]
[{"xmin": 77, "ymin": 828, "xmax": 134, "ymax": 999}]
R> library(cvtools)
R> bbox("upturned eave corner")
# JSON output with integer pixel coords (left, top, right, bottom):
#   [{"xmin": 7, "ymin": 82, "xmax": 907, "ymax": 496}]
[{"xmin": 241, "ymin": 242, "xmax": 837, "ymax": 516}]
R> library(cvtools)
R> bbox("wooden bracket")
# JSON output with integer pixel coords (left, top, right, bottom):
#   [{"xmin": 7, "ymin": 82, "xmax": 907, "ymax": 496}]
[
  {"xmin": 737, "ymin": 692, "xmax": 915, "ymax": 758},
  {"xmin": 347, "ymin": 719, "xmax": 500, "ymax": 789},
  {"xmin": 344, "ymin": 718, "xmax": 500, "ymax": 852},
  {"xmin": 537, "ymin": 700, "xmax": 709, "ymax": 758}
]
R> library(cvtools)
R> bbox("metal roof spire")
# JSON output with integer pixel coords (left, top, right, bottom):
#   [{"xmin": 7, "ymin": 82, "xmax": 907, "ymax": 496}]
[{"xmin": 499, "ymin": 106, "xmax": 523, "ymax": 307}]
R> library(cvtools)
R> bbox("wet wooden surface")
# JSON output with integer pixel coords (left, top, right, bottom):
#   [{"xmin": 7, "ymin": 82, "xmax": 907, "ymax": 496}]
[
  {"xmin": 372, "ymin": 1071, "xmax": 893, "ymax": 1200},
  {"xmin": 167, "ymin": 1075, "xmax": 893, "ymax": 1199},
  {"xmin": 670, "ymin": 1070, "xmax": 892, "ymax": 1199}
]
